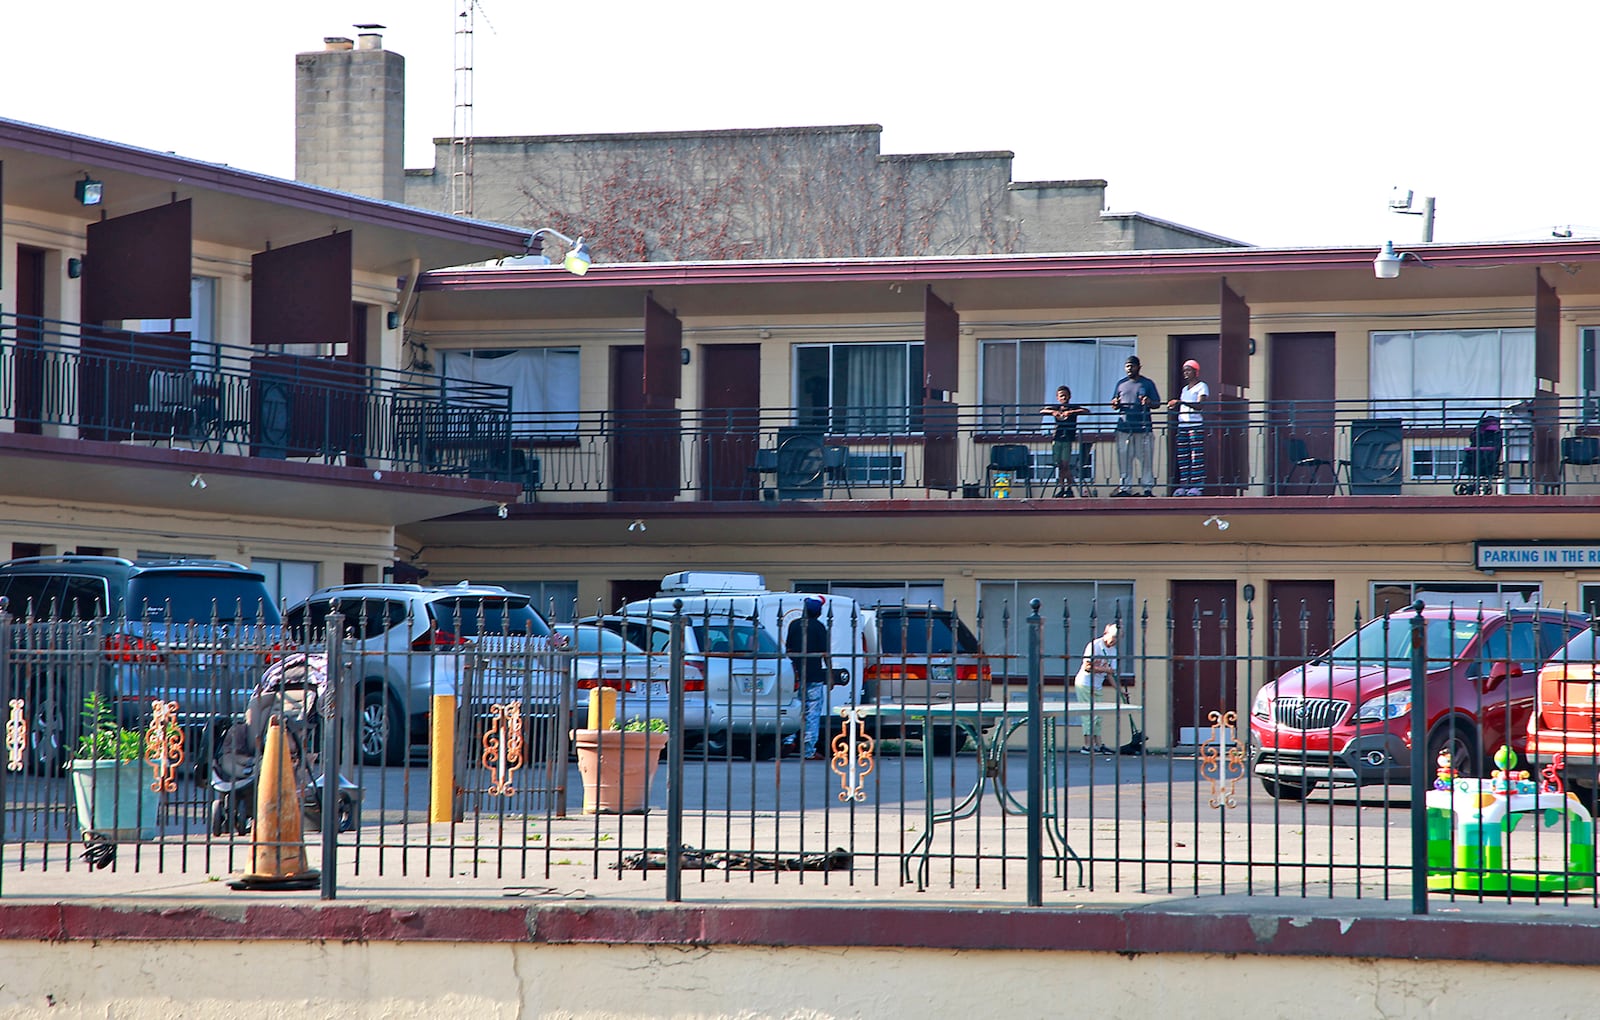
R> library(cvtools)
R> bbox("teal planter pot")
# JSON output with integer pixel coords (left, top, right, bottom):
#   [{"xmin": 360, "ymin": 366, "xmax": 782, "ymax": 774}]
[{"xmin": 69, "ymin": 759, "xmax": 158, "ymax": 840}]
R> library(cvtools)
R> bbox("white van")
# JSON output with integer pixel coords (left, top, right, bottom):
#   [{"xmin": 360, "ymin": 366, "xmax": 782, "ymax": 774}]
[{"xmin": 592, "ymin": 572, "xmax": 876, "ymax": 757}]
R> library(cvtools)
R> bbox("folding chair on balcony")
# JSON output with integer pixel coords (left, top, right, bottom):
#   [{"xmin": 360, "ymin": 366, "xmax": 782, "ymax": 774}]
[
  {"xmin": 132, "ymin": 369, "xmax": 198, "ymax": 447},
  {"xmin": 823, "ymin": 445, "xmax": 853, "ymax": 498},
  {"xmin": 1285, "ymin": 436, "xmax": 1342, "ymax": 493}
]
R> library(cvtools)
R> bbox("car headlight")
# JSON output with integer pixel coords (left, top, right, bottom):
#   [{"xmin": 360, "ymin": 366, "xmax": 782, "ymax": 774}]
[
  {"xmin": 1251, "ymin": 684, "xmax": 1273, "ymax": 719},
  {"xmin": 1354, "ymin": 689, "xmax": 1412, "ymax": 722}
]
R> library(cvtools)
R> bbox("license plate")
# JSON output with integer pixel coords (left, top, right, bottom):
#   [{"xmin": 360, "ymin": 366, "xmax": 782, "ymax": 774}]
[
  {"xmin": 932, "ymin": 664, "xmax": 955, "ymax": 681},
  {"xmin": 735, "ymin": 675, "xmax": 763, "ymax": 694},
  {"xmin": 646, "ymin": 682, "xmax": 668, "ymax": 700}
]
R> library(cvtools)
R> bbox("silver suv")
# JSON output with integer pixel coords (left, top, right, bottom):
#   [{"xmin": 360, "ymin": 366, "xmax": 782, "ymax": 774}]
[{"xmin": 285, "ymin": 582, "xmax": 561, "ymax": 766}]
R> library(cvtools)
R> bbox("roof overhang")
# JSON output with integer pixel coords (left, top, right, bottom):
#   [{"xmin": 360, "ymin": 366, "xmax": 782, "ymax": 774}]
[
  {"xmin": 414, "ymin": 241, "xmax": 1600, "ymax": 322},
  {"xmin": 0, "ymin": 118, "xmax": 531, "ymax": 274}
]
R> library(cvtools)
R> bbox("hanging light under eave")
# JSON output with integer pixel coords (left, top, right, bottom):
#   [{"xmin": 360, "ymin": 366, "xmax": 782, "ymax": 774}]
[{"xmin": 562, "ymin": 237, "xmax": 592, "ymax": 276}]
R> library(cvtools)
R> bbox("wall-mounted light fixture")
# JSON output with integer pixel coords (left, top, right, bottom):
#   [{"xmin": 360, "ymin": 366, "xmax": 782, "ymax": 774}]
[
  {"xmin": 526, "ymin": 227, "xmax": 593, "ymax": 276},
  {"xmin": 1373, "ymin": 240, "xmax": 1426, "ymax": 280},
  {"xmin": 66, "ymin": 258, "xmax": 83, "ymax": 279},
  {"xmin": 74, "ymin": 174, "xmax": 103, "ymax": 207},
  {"xmin": 189, "ymin": 473, "xmax": 207, "ymax": 490},
  {"xmin": 1203, "ymin": 514, "xmax": 1229, "ymax": 531},
  {"xmin": 679, "ymin": 348, "xmax": 691, "ymax": 366},
  {"xmin": 386, "ymin": 310, "xmax": 401, "ymax": 330}
]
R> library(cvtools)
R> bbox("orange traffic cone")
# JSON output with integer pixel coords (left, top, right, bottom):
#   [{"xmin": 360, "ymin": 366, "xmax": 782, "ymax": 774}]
[{"xmin": 229, "ymin": 715, "xmax": 319, "ymax": 891}]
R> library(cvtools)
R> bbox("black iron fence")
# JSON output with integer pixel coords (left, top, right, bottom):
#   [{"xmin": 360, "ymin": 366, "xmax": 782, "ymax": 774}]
[{"xmin": 6, "ymin": 598, "xmax": 1600, "ymax": 912}]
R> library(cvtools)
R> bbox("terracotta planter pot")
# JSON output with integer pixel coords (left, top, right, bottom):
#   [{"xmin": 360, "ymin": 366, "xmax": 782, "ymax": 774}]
[{"xmin": 572, "ymin": 729, "xmax": 668, "ymax": 814}]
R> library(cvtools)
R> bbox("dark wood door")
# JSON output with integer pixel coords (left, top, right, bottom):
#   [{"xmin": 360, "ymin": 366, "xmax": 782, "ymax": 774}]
[
  {"xmin": 1263, "ymin": 580, "xmax": 1337, "ymax": 684},
  {"xmin": 699, "ymin": 345, "xmax": 760, "ymax": 500},
  {"xmin": 1267, "ymin": 332, "xmax": 1337, "ymax": 495},
  {"xmin": 1171, "ymin": 335, "xmax": 1247, "ymax": 495},
  {"xmin": 610, "ymin": 346, "xmax": 680, "ymax": 501},
  {"xmin": 1169, "ymin": 580, "xmax": 1240, "ymax": 743},
  {"xmin": 14, "ymin": 246, "xmax": 45, "ymax": 435}
]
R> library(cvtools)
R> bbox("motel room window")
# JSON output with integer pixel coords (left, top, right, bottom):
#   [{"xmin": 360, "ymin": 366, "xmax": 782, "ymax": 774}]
[
  {"xmin": 252, "ymin": 559, "xmax": 319, "ymax": 613},
  {"xmin": 1370, "ymin": 328, "xmax": 1534, "ymax": 425},
  {"xmin": 793, "ymin": 342, "xmax": 923, "ymax": 435},
  {"xmin": 442, "ymin": 348, "xmax": 579, "ymax": 436},
  {"xmin": 976, "ymin": 580, "xmax": 1134, "ymax": 681},
  {"xmin": 795, "ymin": 579, "xmax": 947, "ymax": 609},
  {"xmin": 979, "ymin": 337, "xmax": 1134, "ymax": 432},
  {"xmin": 502, "ymin": 580, "xmax": 580, "ymax": 623}
]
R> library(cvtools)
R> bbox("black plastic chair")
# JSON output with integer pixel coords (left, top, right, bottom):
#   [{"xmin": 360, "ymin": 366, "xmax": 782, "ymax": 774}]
[
  {"xmin": 1285, "ymin": 436, "xmax": 1342, "ymax": 493},
  {"xmin": 986, "ymin": 444, "xmax": 1034, "ymax": 497}
]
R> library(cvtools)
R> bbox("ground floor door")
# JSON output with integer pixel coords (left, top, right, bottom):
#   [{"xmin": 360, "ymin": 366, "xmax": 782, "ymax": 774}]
[
  {"xmin": 1263, "ymin": 580, "xmax": 1337, "ymax": 684},
  {"xmin": 1169, "ymin": 580, "xmax": 1240, "ymax": 744}
]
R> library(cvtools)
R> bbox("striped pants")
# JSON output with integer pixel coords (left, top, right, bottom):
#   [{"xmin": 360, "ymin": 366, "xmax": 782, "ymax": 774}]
[{"xmin": 1176, "ymin": 426, "xmax": 1206, "ymax": 491}]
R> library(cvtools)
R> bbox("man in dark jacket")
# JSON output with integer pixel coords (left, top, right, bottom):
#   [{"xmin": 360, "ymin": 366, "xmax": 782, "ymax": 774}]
[{"xmin": 786, "ymin": 597, "xmax": 833, "ymax": 760}]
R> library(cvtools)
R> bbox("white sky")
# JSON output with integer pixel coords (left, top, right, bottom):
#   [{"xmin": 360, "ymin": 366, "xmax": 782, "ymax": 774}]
[{"xmin": 4, "ymin": 0, "xmax": 1598, "ymax": 249}]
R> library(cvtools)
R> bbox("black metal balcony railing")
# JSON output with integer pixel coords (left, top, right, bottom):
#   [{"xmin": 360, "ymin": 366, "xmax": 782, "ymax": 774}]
[
  {"xmin": 0, "ymin": 314, "xmax": 515, "ymax": 480},
  {"xmin": 6, "ymin": 312, "xmax": 1599, "ymax": 503},
  {"xmin": 506, "ymin": 398, "xmax": 1600, "ymax": 502}
]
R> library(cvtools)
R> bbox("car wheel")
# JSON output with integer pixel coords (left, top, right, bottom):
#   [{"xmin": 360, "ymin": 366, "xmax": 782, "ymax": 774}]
[
  {"xmin": 1260, "ymin": 776, "xmax": 1317, "ymax": 800},
  {"xmin": 24, "ymin": 688, "xmax": 67, "ymax": 776},
  {"xmin": 358, "ymin": 686, "xmax": 404, "ymax": 767},
  {"xmin": 1427, "ymin": 721, "xmax": 1481, "ymax": 779}
]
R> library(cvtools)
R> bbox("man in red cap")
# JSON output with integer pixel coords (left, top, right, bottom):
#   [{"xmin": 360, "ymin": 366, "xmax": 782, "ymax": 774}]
[{"xmin": 1168, "ymin": 359, "xmax": 1209, "ymax": 495}]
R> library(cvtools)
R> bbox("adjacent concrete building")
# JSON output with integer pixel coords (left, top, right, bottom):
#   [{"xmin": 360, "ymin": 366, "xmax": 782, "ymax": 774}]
[{"xmin": 292, "ymin": 32, "xmax": 1245, "ymax": 262}]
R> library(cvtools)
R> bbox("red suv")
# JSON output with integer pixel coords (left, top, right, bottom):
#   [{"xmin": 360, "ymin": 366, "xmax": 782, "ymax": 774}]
[{"xmin": 1249, "ymin": 605, "xmax": 1588, "ymax": 800}]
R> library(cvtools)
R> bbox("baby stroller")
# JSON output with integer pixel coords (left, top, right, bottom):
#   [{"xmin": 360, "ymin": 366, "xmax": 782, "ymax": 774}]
[
  {"xmin": 1454, "ymin": 414, "xmax": 1502, "ymax": 495},
  {"xmin": 209, "ymin": 652, "xmax": 357, "ymax": 836}
]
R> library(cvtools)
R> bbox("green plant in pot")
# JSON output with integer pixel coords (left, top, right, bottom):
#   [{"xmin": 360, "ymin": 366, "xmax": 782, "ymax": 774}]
[
  {"xmin": 573, "ymin": 716, "xmax": 670, "ymax": 814},
  {"xmin": 69, "ymin": 693, "xmax": 158, "ymax": 840}
]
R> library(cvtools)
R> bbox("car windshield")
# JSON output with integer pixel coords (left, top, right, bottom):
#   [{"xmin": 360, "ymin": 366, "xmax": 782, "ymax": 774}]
[
  {"xmin": 1324, "ymin": 615, "xmax": 1481, "ymax": 667},
  {"xmin": 692, "ymin": 622, "xmax": 782, "ymax": 656},
  {"xmin": 429, "ymin": 597, "xmax": 550, "ymax": 638},
  {"xmin": 878, "ymin": 612, "xmax": 979, "ymax": 655},
  {"xmin": 557, "ymin": 625, "xmax": 637, "ymax": 654},
  {"xmin": 126, "ymin": 573, "xmax": 281, "ymax": 624}
]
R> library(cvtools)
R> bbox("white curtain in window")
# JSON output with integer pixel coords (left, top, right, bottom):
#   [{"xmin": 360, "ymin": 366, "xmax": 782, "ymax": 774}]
[
  {"xmin": 444, "ymin": 349, "xmax": 579, "ymax": 433},
  {"xmin": 1371, "ymin": 329, "xmax": 1534, "ymax": 421},
  {"xmin": 839, "ymin": 345, "xmax": 904, "ymax": 432}
]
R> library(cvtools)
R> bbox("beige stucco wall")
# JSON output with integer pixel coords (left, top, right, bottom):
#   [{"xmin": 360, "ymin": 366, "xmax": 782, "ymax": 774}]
[{"xmin": 0, "ymin": 939, "xmax": 1595, "ymax": 1019}]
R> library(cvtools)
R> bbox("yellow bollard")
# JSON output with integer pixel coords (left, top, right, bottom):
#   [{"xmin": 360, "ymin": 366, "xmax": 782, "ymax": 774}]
[
  {"xmin": 429, "ymin": 694, "xmax": 456, "ymax": 823},
  {"xmin": 586, "ymin": 687, "xmax": 617, "ymax": 731}
]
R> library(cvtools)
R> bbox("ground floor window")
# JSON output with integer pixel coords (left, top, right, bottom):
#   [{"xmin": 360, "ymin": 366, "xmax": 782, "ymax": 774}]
[
  {"xmin": 504, "ymin": 580, "xmax": 580, "ymax": 623},
  {"xmin": 252, "ymin": 559, "xmax": 318, "ymax": 614},
  {"xmin": 977, "ymin": 580, "xmax": 1134, "ymax": 680},
  {"xmin": 1371, "ymin": 581, "xmax": 1544, "ymax": 617},
  {"xmin": 795, "ymin": 579, "xmax": 945, "ymax": 609}
]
